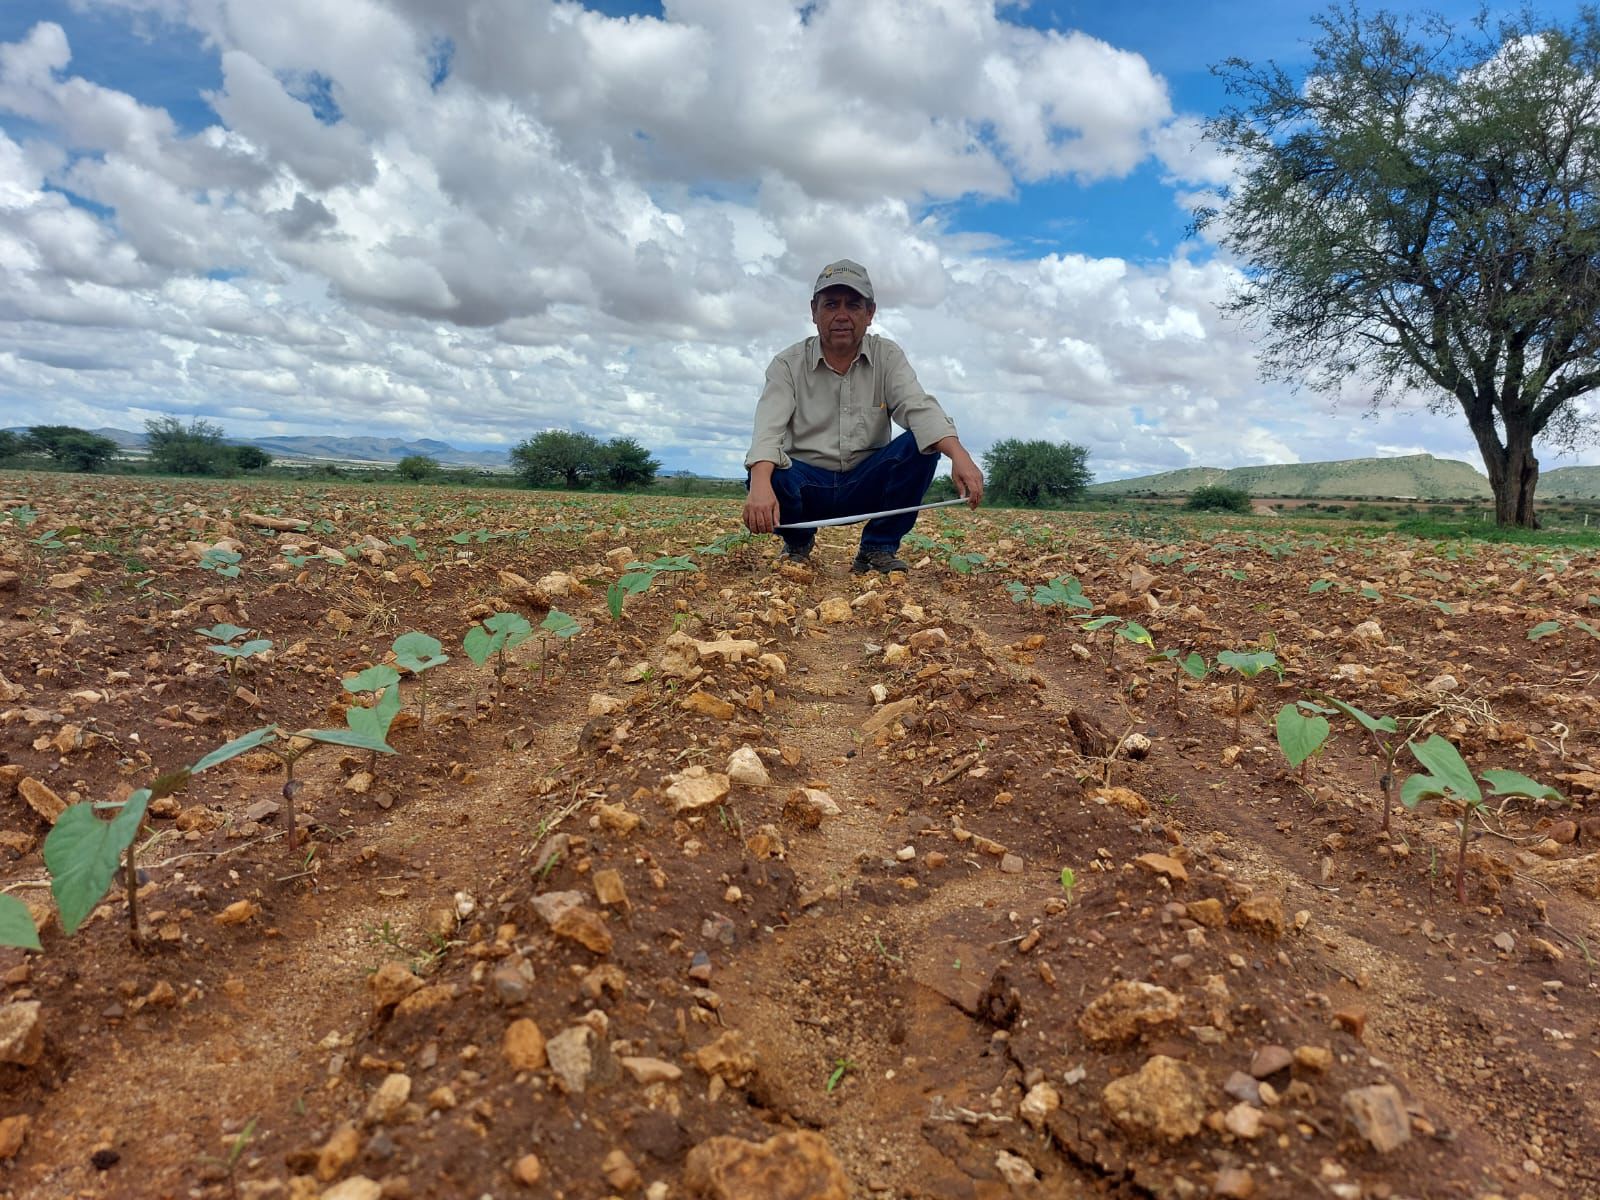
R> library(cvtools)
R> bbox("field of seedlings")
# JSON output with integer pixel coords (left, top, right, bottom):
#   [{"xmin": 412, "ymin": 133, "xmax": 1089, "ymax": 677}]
[{"xmin": 1, "ymin": 472, "xmax": 1598, "ymax": 1200}]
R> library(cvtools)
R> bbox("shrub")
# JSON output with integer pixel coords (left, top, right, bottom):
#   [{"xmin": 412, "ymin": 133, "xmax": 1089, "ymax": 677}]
[{"xmin": 1184, "ymin": 485, "xmax": 1253, "ymax": 513}]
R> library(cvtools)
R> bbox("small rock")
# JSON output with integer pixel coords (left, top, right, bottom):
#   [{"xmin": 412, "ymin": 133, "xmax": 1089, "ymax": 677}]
[
  {"xmin": 1294, "ymin": 1045, "xmax": 1333, "ymax": 1072},
  {"xmin": 684, "ymin": 1130, "xmax": 848, "ymax": 1200},
  {"xmin": 1492, "ymin": 931, "xmax": 1515, "ymax": 954},
  {"xmin": 602, "ymin": 1148, "xmax": 642, "ymax": 1193},
  {"xmin": 621, "ymin": 1056, "xmax": 683, "ymax": 1085},
  {"xmin": 993, "ymin": 1150, "xmax": 1037, "ymax": 1185},
  {"xmin": 0, "ymin": 1001, "xmax": 43, "ymax": 1067},
  {"xmin": 0, "ymin": 1114, "xmax": 31, "ymax": 1159},
  {"xmin": 908, "ymin": 627, "xmax": 949, "ymax": 651},
  {"xmin": 1249, "ymin": 1044, "xmax": 1293, "ymax": 1079},
  {"xmin": 818, "ymin": 597, "xmax": 853, "ymax": 624},
  {"xmin": 1120, "ymin": 732, "xmax": 1153, "ymax": 760},
  {"xmin": 1078, "ymin": 981, "xmax": 1181, "ymax": 1046},
  {"xmin": 727, "ymin": 746, "xmax": 770, "ymax": 787},
  {"xmin": 1186, "ymin": 897, "xmax": 1224, "ymax": 927},
  {"xmin": 1135, "ymin": 852, "xmax": 1188, "ymax": 884},
  {"xmin": 503, "ymin": 1019, "xmax": 547, "ymax": 1071},
  {"xmin": 1224, "ymin": 1103, "xmax": 1264, "ymax": 1139},
  {"xmin": 665, "ymin": 767, "xmax": 731, "ymax": 813},
  {"xmin": 592, "ymin": 869, "xmax": 629, "ymax": 909},
  {"xmin": 551, "ymin": 907, "xmax": 613, "ymax": 955},
  {"xmin": 1019, "ymin": 1082, "xmax": 1060, "ymax": 1129},
  {"xmin": 491, "ymin": 956, "xmax": 536, "ymax": 1005},
  {"xmin": 787, "ymin": 787, "xmax": 841, "ymax": 818},
  {"xmin": 370, "ymin": 962, "xmax": 424, "ymax": 1014},
  {"xmin": 545, "ymin": 1025, "xmax": 595, "ymax": 1094},
  {"xmin": 320, "ymin": 1179, "xmax": 382, "ymax": 1200},
  {"xmin": 683, "ymin": 691, "xmax": 737, "ymax": 721},
  {"xmin": 1091, "ymin": 786, "xmax": 1148, "ymax": 815},
  {"xmin": 18, "ymin": 778, "xmax": 65, "ymax": 824},
  {"xmin": 363, "ymin": 1073, "xmax": 411, "ymax": 1126},
  {"xmin": 1342, "ymin": 1084, "xmax": 1411, "ymax": 1152},
  {"xmin": 588, "ymin": 693, "xmax": 627, "ymax": 717},
  {"xmin": 1229, "ymin": 895, "xmax": 1285, "ymax": 938},
  {"xmin": 511, "ymin": 1154, "xmax": 542, "ymax": 1186},
  {"xmin": 1425, "ymin": 673, "xmax": 1459, "ymax": 693},
  {"xmin": 999, "ymin": 852, "xmax": 1024, "ymax": 874},
  {"xmin": 214, "ymin": 899, "xmax": 260, "ymax": 926},
  {"xmin": 1332, "ymin": 1007, "xmax": 1367, "ymax": 1040},
  {"xmin": 316, "ymin": 1123, "xmax": 361, "ymax": 1182},
  {"xmin": 1102, "ymin": 1055, "xmax": 1206, "ymax": 1141},
  {"xmin": 1214, "ymin": 1167, "xmax": 1255, "ymax": 1198},
  {"xmin": 597, "ymin": 803, "xmax": 642, "ymax": 834},
  {"xmin": 530, "ymin": 889, "xmax": 584, "ymax": 927},
  {"xmin": 1351, "ymin": 620, "xmax": 1384, "ymax": 644},
  {"xmin": 1223, "ymin": 1071, "xmax": 1261, "ymax": 1105},
  {"xmin": 691, "ymin": 1030, "xmax": 756, "ymax": 1085}
]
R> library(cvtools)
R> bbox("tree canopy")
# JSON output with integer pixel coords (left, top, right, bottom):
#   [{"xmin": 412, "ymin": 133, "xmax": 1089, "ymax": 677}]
[
  {"xmin": 27, "ymin": 426, "xmax": 120, "ymax": 472},
  {"xmin": 1201, "ymin": 7, "xmax": 1600, "ymax": 527},
  {"xmin": 510, "ymin": 430, "xmax": 661, "ymax": 490},
  {"xmin": 982, "ymin": 439, "xmax": 1092, "ymax": 507}
]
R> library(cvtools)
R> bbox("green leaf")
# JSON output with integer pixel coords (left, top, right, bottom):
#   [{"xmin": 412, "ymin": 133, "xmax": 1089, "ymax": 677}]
[
  {"xmin": 0, "ymin": 894, "xmax": 41, "ymax": 951},
  {"xmin": 44, "ymin": 792, "xmax": 150, "ymax": 936},
  {"xmin": 1216, "ymin": 649, "xmax": 1277, "ymax": 679},
  {"xmin": 606, "ymin": 581, "xmax": 627, "ymax": 620},
  {"xmin": 1575, "ymin": 619, "xmax": 1600, "ymax": 640},
  {"xmin": 209, "ymin": 638, "xmax": 272, "ymax": 659},
  {"xmin": 345, "ymin": 684, "xmax": 401, "ymax": 744},
  {"xmin": 1308, "ymin": 580, "xmax": 1333, "ymax": 593},
  {"xmin": 540, "ymin": 609, "xmax": 580, "ymax": 639},
  {"xmin": 618, "ymin": 570, "xmax": 656, "ymax": 595},
  {"xmin": 343, "ymin": 665, "xmax": 401, "ymax": 694},
  {"xmin": 1116, "ymin": 621, "xmax": 1153, "ymax": 648},
  {"xmin": 196, "ymin": 623, "xmax": 249, "ymax": 643},
  {"xmin": 1359, "ymin": 587, "xmax": 1382, "ymax": 600},
  {"xmin": 485, "ymin": 611, "xmax": 534, "ymax": 648},
  {"xmin": 296, "ymin": 727, "xmax": 398, "ymax": 755},
  {"xmin": 1275, "ymin": 704, "xmax": 1330, "ymax": 769},
  {"xmin": 1480, "ymin": 770, "xmax": 1563, "ymax": 804},
  {"xmin": 393, "ymin": 631, "xmax": 448, "ymax": 672},
  {"xmin": 1527, "ymin": 620, "xmax": 1563, "ymax": 641},
  {"xmin": 1178, "ymin": 651, "xmax": 1209, "ymax": 680},
  {"xmin": 1317, "ymin": 695, "xmax": 1398, "ymax": 735},
  {"xmin": 192, "ymin": 726, "xmax": 279, "ymax": 773},
  {"xmin": 462, "ymin": 625, "xmax": 502, "ymax": 668},
  {"xmin": 1408, "ymin": 735, "xmax": 1481, "ymax": 805}
]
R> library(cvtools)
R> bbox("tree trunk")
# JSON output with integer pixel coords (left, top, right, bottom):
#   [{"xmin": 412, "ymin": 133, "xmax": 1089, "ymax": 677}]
[{"xmin": 1466, "ymin": 402, "xmax": 1541, "ymax": 528}]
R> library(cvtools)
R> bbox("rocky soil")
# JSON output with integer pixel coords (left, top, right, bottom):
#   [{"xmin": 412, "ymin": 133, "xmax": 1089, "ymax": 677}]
[{"xmin": 0, "ymin": 474, "xmax": 1597, "ymax": 1200}]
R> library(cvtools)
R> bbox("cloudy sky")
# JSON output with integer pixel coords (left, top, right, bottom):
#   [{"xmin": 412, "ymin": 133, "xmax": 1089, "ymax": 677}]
[{"xmin": 1, "ymin": 0, "xmax": 1595, "ymax": 480}]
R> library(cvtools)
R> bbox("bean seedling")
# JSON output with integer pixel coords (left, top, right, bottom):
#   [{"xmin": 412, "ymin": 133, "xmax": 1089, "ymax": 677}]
[
  {"xmin": 1401, "ymin": 735, "xmax": 1563, "ymax": 903},
  {"xmin": 1215, "ymin": 649, "xmax": 1279, "ymax": 740},
  {"xmin": 1313, "ymin": 694, "xmax": 1406, "ymax": 831},
  {"xmin": 1274, "ymin": 702, "xmax": 1330, "ymax": 782},
  {"xmin": 392, "ymin": 631, "xmax": 449, "ymax": 730}
]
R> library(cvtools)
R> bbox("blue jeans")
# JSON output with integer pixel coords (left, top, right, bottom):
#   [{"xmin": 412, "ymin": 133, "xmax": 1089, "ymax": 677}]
[{"xmin": 750, "ymin": 431, "xmax": 941, "ymax": 556}]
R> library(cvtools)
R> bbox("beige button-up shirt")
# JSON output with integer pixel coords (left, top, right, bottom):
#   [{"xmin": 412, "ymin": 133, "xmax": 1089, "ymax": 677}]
[{"xmin": 744, "ymin": 333, "xmax": 958, "ymax": 473}]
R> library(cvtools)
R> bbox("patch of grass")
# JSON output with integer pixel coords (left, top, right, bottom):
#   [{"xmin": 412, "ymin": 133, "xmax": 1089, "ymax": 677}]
[{"xmin": 1393, "ymin": 518, "xmax": 1600, "ymax": 548}]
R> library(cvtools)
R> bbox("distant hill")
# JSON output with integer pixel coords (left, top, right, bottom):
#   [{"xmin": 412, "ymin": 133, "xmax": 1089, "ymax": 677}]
[
  {"xmin": 1540, "ymin": 465, "xmax": 1600, "ymax": 499},
  {"xmin": 1090, "ymin": 453, "xmax": 1494, "ymax": 500},
  {"xmin": 6, "ymin": 427, "xmax": 511, "ymax": 469}
]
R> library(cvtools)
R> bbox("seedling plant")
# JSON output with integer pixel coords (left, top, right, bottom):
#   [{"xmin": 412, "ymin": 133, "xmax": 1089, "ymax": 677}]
[{"xmin": 393, "ymin": 631, "xmax": 449, "ymax": 730}]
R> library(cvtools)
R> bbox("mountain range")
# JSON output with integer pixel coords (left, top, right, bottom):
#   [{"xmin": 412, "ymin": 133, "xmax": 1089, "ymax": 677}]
[
  {"xmin": 11, "ymin": 427, "xmax": 512, "ymax": 469},
  {"xmin": 1089, "ymin": 453, "xmax": 1600, "ymax": 501}
]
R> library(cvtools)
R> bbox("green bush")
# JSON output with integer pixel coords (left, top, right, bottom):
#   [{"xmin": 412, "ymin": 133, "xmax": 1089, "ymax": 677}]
[
  {"xmin": 981, "ymin": 439, "xmax": 1092, "ymax": 507},
  {"xmin": 1184, "ymin": 485, "xmax": 1253, "ymax": 513}
]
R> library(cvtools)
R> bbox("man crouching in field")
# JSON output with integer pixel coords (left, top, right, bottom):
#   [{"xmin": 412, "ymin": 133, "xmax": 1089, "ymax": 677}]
[{"xmin": 741, "ymin": 259, "xmax": 984, "ymax": 574}]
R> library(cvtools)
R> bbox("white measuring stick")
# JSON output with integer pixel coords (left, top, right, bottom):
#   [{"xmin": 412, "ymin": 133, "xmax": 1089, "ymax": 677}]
[{"xmin": 773, "ymin": 496, "xmax": 971, "ymax": 530}]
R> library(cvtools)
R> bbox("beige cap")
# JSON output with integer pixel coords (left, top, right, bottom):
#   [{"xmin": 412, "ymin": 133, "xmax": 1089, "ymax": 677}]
[{"xmin": 812, "ymin": 259, "xmax": 874, "ymax": 303}]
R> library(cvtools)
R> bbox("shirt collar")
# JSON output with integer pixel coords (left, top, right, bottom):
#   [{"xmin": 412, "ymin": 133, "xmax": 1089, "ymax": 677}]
[{"xmin": 809, "ymin": 334, "xmax": 873, "ymax": 370}]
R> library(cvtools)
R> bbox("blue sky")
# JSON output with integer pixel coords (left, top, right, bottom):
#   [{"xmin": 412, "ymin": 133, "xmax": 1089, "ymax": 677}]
[{"xmin": 0, "ymin": 0, "xmax": 1594, "ymax": 479}]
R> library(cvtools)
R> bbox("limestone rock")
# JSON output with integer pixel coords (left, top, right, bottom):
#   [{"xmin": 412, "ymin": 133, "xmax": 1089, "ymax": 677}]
[
  {"xmin": 861, "ymin": 697, "xmax": 919, "ymax": 736},
  {"xmin": 0, "ymin": 1001, "xmax": 43, "ymax": 1067},
  {"xmin": 316, "ymin": 1123, "xmax": 361, "ymax": 1181},
  {"xmin": 370, "ymin": 962, "xmax": 424, "ymax": 1014},
  {"xmin": 908, "ymin": 627, "xmax": 949, "ymax": 652},
  {"xmin": 1019, "ymin": 1082, "xmax": 1060, "ymax": 1129},
  {"xmin": 320, "ymin": 1178, "xmax": 382, "ymax": 1200},
  {"xmin": 1101, "ymin": 1055, "xmax": 1206, "ymax": 1141},
  {"xmin": 817, "ymin": 597, "xmax": 852, "ymax": 624},
  {"xmin": 684, "ymin": 1130, "xmax": 849, "ymax": 1200},
  {"xmin": 546, "ymin": 1025, "xmax": 595, "ymax": 1093},
  {"xmin": 18, "ymin": 778, "xmax": 64, "ymax": 824},
  {"xmin": 1229, "ymin": 895, "xmax": 1286, "ymax": 938},
  {"xmin": 1078, "ymin": 981, "xmax": 1181, "ymax": 1046},
  {"xmin": 530, "ymin": 890, "xmax": 585, "ymax": 927},
  {"xmin": 621, "ymin": 1056, "xmax": 683, "ymax": 1085},
  {"xmin": 683, "ymin": 691, "xmax": 737, "ymax": 720},
  {"xmin": 1091, "ymin": 786, "xmax": 1148, "ymax": 815},
  {"xmin": 691, "ymin": 1030, "xmax": 756, "ymax": 1085},
  {"xmin": 551, "ymin": 906, "xmax": 613, "ymax": 955},
  {"xmin": 1135, "ymin": 852, "xmax": 1188, "ymax": 884},
  {"xmin": 589, "ymin": 693, "xmax": 628, "ymax": 717},
  {"xmin": 1342, "ymin": 1084, "xmax": 1411, "ymax": 1152},
  {"xmin": 363, "ymin": 1073, "xmax": 411, "ymax": 1125},
  {"xmin": 727, "ymin": 746, "xmax": 770, "ymax": 788},
  {"xmin": 665, "ymin": 766, "xmax": 731, "ymax": 813}
]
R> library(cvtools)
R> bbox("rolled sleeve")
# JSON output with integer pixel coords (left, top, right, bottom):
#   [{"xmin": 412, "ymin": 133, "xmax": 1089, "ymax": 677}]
[{"xmin": 744, "ymin": 356, "xmax": 797, "ymax": 470}]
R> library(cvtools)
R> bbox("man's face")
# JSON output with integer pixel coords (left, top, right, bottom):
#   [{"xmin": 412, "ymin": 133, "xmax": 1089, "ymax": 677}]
[{"xmin": 811, "ymin": 286, "xmax": 874, "ymax": 356}]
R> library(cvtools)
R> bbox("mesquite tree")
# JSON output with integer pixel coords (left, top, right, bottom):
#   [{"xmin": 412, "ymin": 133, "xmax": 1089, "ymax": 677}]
[{"xmin": 1201, "ymin": 8, "xmax": 1600, "ymax": 526}]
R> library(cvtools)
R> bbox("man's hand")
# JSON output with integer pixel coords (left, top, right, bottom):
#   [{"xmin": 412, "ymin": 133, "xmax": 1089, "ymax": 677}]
[
  {"xmin": 935, "ymin": 437, "xmax": 985, "ymax": 508},
  {"xmin": 743, "ymin": 469, "xmax": 781, "ymax": 534}
]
